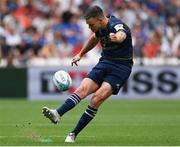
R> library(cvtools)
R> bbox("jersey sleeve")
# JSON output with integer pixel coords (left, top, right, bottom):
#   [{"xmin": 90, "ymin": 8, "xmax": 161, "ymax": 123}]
[{"xmin": 113, "ymin": 23, "xmax": 127, "ymax": 34}]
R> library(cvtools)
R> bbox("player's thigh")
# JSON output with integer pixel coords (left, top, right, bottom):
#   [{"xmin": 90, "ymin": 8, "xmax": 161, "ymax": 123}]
[
  {"xmin": 75, "ymin": 78, "xmax": 99, "ymax": 99},
  {"xmin": 105, "ymin": 64, "xmax": 131, "ymax": 95},
  {"xmin": 90, "ymin": 82, "xmax": 113, "ymax": 108}
]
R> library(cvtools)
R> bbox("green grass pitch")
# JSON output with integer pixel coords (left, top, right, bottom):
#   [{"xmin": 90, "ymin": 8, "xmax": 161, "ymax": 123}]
[{"xmin": 0, "ymin": 99, "xmax": 180, "ymax": 146}]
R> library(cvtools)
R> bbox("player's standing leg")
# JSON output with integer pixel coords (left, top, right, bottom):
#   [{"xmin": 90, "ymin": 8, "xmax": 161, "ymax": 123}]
[
  {"xmin": 42, "ymin": 78, "xmax": 99, "ymax": 124},
  {"xmin": 65, "ymin": 82, "xmax": 113, "ymax": 143}
]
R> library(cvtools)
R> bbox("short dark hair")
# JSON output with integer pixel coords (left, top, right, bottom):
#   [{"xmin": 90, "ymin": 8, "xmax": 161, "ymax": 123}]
[{"xmin": 84, "ymin": 5, "xmax": 104, "ymax": 19}]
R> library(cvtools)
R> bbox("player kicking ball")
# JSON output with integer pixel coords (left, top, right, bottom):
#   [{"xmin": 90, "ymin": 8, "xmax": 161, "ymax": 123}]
[{"xmin": 42, "ymin": 5, "xmax": 133, "ymax": 143}]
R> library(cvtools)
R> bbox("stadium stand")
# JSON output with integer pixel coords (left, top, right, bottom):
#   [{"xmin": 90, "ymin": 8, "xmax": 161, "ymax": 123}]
[{"xmin": 0, "ymin": 0, "xmax": 179, "ymax": 67}]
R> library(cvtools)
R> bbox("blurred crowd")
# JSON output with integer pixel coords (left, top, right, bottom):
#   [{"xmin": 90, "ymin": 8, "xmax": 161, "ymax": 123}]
[{"xmin": 0, "ymin": 0, "xmax": 180, "ymax": 67}]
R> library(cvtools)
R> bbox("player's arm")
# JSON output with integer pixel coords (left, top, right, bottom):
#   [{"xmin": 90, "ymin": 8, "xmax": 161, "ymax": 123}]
[
  {"xmin": 109, "ymin": 31, "xmax": 126, "ymax": 43},
  {"xmin": 109, "ymin": 23, "xmax": 127, "ymax": 43},
  {"xmin": 71, "ymin": 34, "xmax": 99, "ymax": 66}
]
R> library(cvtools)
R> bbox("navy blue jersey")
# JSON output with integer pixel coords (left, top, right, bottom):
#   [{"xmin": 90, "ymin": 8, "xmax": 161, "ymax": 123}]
[{"xmin": 95, "ymin": 15, "xmax": 133, "ymax": 63}]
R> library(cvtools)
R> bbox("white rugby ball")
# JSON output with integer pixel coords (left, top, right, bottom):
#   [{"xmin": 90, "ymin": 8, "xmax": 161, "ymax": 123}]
[{"xmin": 53, "ymin": 70, "xmax": 72, "ymax": 91}]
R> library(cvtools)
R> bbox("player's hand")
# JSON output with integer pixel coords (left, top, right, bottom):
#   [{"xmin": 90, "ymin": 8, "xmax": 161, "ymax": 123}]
[
  {"xmin": 71, "ymin": 54, "xmax": 81, "ymax": 66},
  {"xmin": 109, "ymin": 33, "xmax": 117, "ymax": 42}
]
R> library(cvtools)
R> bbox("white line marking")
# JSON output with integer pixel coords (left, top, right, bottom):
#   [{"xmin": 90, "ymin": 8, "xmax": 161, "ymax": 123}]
[
  {"xmin": 0, "ymin": 123, "xmax": 179, "ymax": 126},
  {"xmin": 0, "ymin": 135, "xmax": 95, "ymax": 138},
  {"xmin": 0, "ymin": 146, "xmax": 143, "ymax": 147}
]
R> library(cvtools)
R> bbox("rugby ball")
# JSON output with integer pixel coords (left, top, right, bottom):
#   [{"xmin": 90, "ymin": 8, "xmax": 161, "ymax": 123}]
[{"xmin": 53, "ymin": 70, "xmax": 72, "ymax": 91}]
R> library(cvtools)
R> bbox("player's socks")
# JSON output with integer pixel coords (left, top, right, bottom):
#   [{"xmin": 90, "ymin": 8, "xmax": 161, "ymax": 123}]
[
  {"xmin": 56, "ymin": 93, "xmax": 81, "ymax": 116},
  {"xmin": 71, "ymin": 105, "xmax": 97, "ymax": 136}
]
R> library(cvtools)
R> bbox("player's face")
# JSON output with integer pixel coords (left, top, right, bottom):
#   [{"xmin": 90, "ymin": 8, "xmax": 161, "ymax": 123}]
[{"xmin": 86, "ymin": 18, "xmax": 102, "ymax": 32}]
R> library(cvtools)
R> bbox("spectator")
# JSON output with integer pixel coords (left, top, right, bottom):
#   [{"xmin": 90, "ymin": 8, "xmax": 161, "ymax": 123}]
[
  {"xmin": 0, "ymin": 36, "xmax": 13, "ymax": 66},
  {"xmin": 143, "ymin": 31, "xmax": 161, "ymax": 58},
  {"xmin": 0, "ymin": 0, "xmax": 179, "ymax": 67}
]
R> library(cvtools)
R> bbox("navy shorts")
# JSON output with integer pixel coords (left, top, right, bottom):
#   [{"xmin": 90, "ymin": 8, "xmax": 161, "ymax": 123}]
[{"xmin": 87, "ymin": 59, "xmax": 132, "ymax": 95}]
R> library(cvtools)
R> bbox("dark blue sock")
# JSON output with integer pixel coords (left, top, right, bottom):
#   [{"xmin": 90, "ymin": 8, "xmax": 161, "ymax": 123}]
[
  {"xmin": 56, "ymin": 93, "xmax": 81, "ymax": 116},
  {"xmin": 72, "ymin": 105, "xmax": 98, "ymax": 136}
]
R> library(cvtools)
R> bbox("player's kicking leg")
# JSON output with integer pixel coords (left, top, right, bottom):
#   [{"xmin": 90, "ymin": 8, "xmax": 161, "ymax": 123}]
[{"xmin": 42, "ymin": 78, "xmax": 99, "ymax": 125}]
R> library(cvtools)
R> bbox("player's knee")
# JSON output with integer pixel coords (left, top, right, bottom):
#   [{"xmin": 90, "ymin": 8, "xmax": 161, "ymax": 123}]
[
  {"xmin": 75, "ymin": 85, "xmax": 90, "ymax": 99},
  {"xmin": 90, "ymin": 93, "xmax": 105, "ymax": 108}
]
